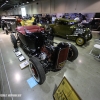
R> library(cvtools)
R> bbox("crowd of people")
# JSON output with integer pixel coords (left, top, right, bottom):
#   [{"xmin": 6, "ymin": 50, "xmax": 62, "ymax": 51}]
[
  {"xmin": 0, "ymin": 13, "xmax": 89, "ymax": 26},
  {"xmin": 1, "ymin": 13, "xmax": 98, "ymax": 31}
]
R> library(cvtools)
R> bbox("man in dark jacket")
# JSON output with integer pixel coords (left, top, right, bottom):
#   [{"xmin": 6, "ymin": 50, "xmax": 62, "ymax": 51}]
[{"xmin": 1, "ymin": 20, "xmax": 7, "ymax": 30}]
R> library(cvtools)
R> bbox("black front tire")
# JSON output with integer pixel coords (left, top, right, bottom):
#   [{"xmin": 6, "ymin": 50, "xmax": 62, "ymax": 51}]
[
  {"xmin": 29, "ymin": 56, "xmax": 46, "ymax": 84},
  {"xmin": 67, "ymin": 44, "xmax": 78, "ymax": 62},
  {"xmin": 10, "ymin": 33, "xmax": 18, "ymax": 49}
]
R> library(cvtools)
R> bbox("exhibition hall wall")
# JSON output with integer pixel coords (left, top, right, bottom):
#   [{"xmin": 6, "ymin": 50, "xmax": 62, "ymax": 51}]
[{"xmin": 2, "ymin": 0, "xmax": 100, "ymax": 15}]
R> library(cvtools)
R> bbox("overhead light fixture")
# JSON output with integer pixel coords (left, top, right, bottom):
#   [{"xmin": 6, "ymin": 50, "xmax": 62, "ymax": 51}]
[
  {"xmin": 22, "ymin": 3, "xmax": 25, "ymax": 5},
  {"xmin": 6, "ymin": 0, "xmax": 8, "ymax": 2},
  {"xmin": 26, "ymin": 1, "xmax": 29, "ymax": 3},
  {"xmin": 33, "ymin": 0, "xmax": 35, "ymax": 1},
  {"xmin": 0, "ymin": 2, "xmax": 6, "ymax": 8}
]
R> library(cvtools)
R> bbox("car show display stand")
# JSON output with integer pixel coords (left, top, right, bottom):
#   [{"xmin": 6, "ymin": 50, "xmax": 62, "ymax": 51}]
[
  {"xmin": 15, "ymin": 51, "xmax": 22, "ymax": 57},
  {"xmin": 13, "ymin": 49, "xmax": 29, "ymax": 69},
  {"xmin": 53, "ymin": 77, "xmax": 81, "ymax": 100},
  {"xmin": 18, "ymin": 55, "xmax": 26, "ymax": 62},
  {"xmin": 19, "ymin": 60, "xmax": 29, "ymax": 69}
]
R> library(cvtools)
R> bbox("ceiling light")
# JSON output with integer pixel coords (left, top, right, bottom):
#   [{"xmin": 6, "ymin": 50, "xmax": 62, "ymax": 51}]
[
  {"xmin": 6, "ymin": 0, "xmax": 8, "ymax": 2},
  {"xmin": 33, "ymin": 0, "xmax": 35, "ymax": 1},
  {"xmin": 27, "ymin": 1, "xmax": 29, "ymax": 3},
  {"xmin": 0, "ymin": 2, "xmax": 6, "ymax": 8},
  {"xmin": 22, "ymin": 3, "xmax": 25, "ymax": 5}
]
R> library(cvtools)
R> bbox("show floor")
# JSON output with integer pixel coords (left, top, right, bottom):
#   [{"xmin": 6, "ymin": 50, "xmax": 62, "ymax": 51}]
[{"xmin": 0, "ymin": 29, "xmax": 100, "ymax": 100}]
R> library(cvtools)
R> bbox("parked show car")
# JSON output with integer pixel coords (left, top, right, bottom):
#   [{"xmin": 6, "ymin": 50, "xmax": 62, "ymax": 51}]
[
  {"xmin": 10, "ymin": 25, "xmax": 78, "ymax": 84},
  {"xmin": 1, "ymin": 16, "xmax": 17, "ymax": 34},
  {"xmin": 49, "ymin": 18, "xmax": 92, "ymax": 46},
  {"xmin": 89, "ymin": 13, "xmax": 100, "ymax": 31},
  {"xmin": 20, "ymin": 17, "xmax": 41, "ymax": 26},
  {"xmin": 1, "ymin": 16, "xmax": 41, "ymax": 35},
  {"xmin": 90, "ymin": 18, "xmax": 100, "ymax": 31}
]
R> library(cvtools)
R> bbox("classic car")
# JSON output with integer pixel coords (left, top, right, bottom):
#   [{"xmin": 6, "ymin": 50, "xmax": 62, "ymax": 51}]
[
  {"xmin": 20, "ymin": 17, "xmax": 41, "ymax": 26},
  {"xmin": 90, "ymin": 18, "xmax": 100, "ymax": 31},
  {"xmin": 49, "ymin": 18, "xmax": 92, "ymax": 46},
  {"xmin": 10, "ymin": 25, "xmax": 78, "ymax": 84},
  {"xmin": 1, "ymin": 16, "xmax": 17, "ymax": 34},
  {"xmin": 89, "ymin": 13, "xmax": 100, "ymax": 31}
]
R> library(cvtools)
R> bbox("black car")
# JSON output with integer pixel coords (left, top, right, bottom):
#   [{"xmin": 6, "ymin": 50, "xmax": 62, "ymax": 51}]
[
  {"xmin": 10, "ymin": 25, "xmax": 78, "ymax": 84},
  {"xmin": 90, "ymin": 13, "xmax": 100, "ymax": 31}
]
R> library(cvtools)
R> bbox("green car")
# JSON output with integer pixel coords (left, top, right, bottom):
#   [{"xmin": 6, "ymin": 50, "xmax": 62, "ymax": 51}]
[{"xmin": 49, "ymin": 18, "xmax": 92, "ymax": 46}]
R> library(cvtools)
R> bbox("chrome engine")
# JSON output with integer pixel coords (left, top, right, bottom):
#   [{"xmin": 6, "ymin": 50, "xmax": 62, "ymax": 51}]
[
  {"xmin": 39, "ymin": 52, "xmax": 47, "ymax": 60},
  {"xmin": 74, "ymin": 28, "xmax": 85, "ymax": 35}
]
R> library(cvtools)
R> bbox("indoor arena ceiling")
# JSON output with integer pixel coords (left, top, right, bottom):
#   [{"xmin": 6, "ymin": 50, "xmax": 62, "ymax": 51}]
[{"xmin": 0, "ymin": 0, "xmax": 37, "ymax": 10}]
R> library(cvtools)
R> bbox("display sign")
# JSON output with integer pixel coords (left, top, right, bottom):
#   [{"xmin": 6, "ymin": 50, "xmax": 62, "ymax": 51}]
[
  {"xmin": 19, "ymin": 60, "xmax": 29, "ymax": 69},
  {"xmin": 53, "ymin": 77, "xmax": 81, "ymax": 100},
  {"xmin": 18, "ymin": 55, "xmax": 26, "ymax": 62},
  {"xmin": 15, "ymin": 51, "xmax": 22, "ymax": 57}
]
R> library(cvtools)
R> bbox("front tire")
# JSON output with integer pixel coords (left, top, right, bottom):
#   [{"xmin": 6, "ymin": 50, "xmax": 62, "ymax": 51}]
[
  {"xmin": 10, "ymin": 33, "xmax": 18, "ymax": 49},
  {"xmin": 29, "ymin": 56, "xmax": 46, "ymax": 84},
  {"xmin": 75, "ymin": 36, "xmax": 86, "ymax": 46},
  {"xmin": 67, "ymin": 44, "xmax": 78, "ymax": 62}
]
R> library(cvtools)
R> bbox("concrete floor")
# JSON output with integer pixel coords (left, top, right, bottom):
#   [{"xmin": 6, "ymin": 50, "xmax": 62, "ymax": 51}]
[{"xmin": 0, "ymin": 29, "xmax": 100, "ymax": 100}]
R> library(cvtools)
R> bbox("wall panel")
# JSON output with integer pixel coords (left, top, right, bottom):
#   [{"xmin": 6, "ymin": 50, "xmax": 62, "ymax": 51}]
[
  {"xmin": 54, "ymin": 0, "xmax": 66, "ymax": 13},
  {"xmin": 0, "ymin": 11, "xmax": 7, "ymax": 15},
  {"xmin": 76, "ymin": 0, "xmax": 100, "ymax": 13},
  {"xmin": 31, "ymin": 2, "xmax": 41, "ymax": 14},
  {"xmin": 13, "ymin": 8, "xmax": 19, "ymax": 15},
  {"xmin": 5, "ymin": 0, "xmax": 100, "ymax": 15},
  {"xmin": 64, "ymin": 0, "xmax": 78, "ymax": 13},
  {"xmin": 17, "ymin": 7, "xmax": 21, "ymax": 15},
  {"xmin": 50, "ymin": 0, "xmax": 55, "ymax": 14},
  {"xmin": 41, "ymin": 0, "xmax": 50, "ymax": 14},
  {"xmin": 25, "ymin": 4, "xmax": 32, "ymax": 14}
]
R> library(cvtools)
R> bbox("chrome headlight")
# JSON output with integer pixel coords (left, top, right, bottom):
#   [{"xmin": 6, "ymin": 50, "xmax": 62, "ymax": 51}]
[
  {"xmin": 85, "ymin": 35, "xmax": 88, "ymax": 38},
  {"xmin": 89, "ymin": 34, "xmax": 91, "ymax": 36},
  {"xmin": 85, "ymin": 35, "xmax": 88, "ymax": 39},
  {"xmin": 83, "ymin": 29, "xmax": 86, "ymax": 32},
  {"xmin": 76, "ymin": 28, "xmax": 79, "ymax": 31},
  {"xmin": 75, "ymin": 28, "xmax": 84, "ymax": 34}
]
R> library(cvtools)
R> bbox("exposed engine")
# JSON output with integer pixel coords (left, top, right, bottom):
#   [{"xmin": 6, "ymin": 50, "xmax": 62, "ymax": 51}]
[
  {"xmin": 39, "ymin": 52, "xmax": 47, "ymax": 60},
  {"xmin": 39, "ymin": 44, "xmax": 54, "ymax": 61},
  {"xmin": 74, "ymin": 28, "xmax": 85, "ymax": 35}
]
